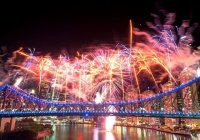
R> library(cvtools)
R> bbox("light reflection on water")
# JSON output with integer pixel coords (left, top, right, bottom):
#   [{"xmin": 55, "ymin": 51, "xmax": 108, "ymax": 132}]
[{"xmin": 44, "ymin": 124, "xmax": 191, "ymax": 140}]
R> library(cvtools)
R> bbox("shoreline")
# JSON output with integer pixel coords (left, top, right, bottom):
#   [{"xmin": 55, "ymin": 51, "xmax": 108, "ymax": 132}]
[
  {"xmin": 37, "ymin": 129, "xmax": 53, "ymax": 139},
  {"xmin": 113, "ymin": 124, "xmax": 200, "ymax": 138},
  {"xmin": 128, "ymin": 125, "xmax": 191, "ymax": 136}
]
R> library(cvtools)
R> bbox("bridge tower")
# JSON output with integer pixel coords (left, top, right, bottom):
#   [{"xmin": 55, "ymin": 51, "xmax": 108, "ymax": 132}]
[
  {"xmin": 0, "ymin": 117, "xmax": 16, "ymax": 132},
  {"xmin": 0, "ymin": 87, "xmax": 16, "ymax": 132}
]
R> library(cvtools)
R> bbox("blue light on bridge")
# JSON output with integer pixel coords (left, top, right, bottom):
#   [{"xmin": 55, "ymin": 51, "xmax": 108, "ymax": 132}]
[{"xmin": 85, "ymin": 113, "xmax": 89, "ymax": 117}]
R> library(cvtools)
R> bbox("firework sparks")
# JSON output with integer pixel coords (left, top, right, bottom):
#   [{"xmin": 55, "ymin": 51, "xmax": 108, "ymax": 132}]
[
  {"xmin": 14, "ymin": 76, "xmax": 23, "ymax": 87},
  {"xmin": 0, "ymin": 12, "xmax": 199, "ymax": 104}
]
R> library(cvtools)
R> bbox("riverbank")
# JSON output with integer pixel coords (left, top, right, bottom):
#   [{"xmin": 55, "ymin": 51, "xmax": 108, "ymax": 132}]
[
  {"xmin": 0, "ymin": 130, "xmax": 37, "ymax": 140},
  {"xmin": 37, "ymin": 129, "xmax": 53, "ymax": 139},
  {"xmin": 114, "ymin": 123, "xmax": 200, "ymax": 138},
  {"xmin": 132, "ymin": 125, "xmax": 191, "ymax": 136},
  {"xmin": 0, "ymin": 129, "xmax": 53, "ymax": 140}
]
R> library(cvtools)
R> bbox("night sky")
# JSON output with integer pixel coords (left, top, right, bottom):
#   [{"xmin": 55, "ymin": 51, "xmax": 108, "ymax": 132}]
[{"xmin": 0, "ymin": 0, "xmax": 200, "ymax": 55}]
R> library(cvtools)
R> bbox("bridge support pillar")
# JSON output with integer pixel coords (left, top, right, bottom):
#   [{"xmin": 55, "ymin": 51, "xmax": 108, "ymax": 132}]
[{"xmin": 0, "ymin": 117, "xmax": 16, "ymax": 132}]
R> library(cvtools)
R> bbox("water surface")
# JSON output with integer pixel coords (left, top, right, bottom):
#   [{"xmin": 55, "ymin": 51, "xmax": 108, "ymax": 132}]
[{"xmin": 44, "ymin": 124, "xmax": 191, "ymax": 140}]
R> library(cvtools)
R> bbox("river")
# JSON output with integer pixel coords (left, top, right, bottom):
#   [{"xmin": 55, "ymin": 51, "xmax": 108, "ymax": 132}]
[{"xmin": 43, "ymin": 124, "xmax": 192, "ymax": 140}]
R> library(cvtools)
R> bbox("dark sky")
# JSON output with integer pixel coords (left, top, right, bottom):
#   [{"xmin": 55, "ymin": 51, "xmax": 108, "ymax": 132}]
[{"xmin": 0, "ymin": 0, "xmax": 200, "ymax": 54}]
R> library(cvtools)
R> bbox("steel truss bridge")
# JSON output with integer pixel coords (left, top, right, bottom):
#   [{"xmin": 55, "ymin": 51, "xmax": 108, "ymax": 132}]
[{"xmin": 0, "ymin": 77, "xmax": 200, "ymax": 118}]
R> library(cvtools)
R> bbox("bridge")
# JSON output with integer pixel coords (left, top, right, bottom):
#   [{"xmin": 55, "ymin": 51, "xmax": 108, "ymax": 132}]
[{"xmin": 0, "ymin": 77, "xmax": 200, "ymax": 118}]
